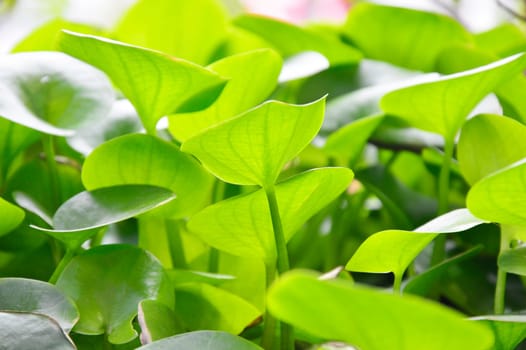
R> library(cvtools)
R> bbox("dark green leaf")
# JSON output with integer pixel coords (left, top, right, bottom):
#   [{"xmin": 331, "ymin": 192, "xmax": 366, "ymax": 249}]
[{"xmin": 0, "ymin": 197, "xmax": 24, "ymax": 237}]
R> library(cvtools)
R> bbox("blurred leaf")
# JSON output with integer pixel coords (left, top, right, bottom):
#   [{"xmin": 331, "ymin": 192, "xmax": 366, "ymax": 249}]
[
  {"xmin": 182, "ymin": 98, "xmax": 325, "ymax": 187},
  {"xmin": 82, "ymin": 134, "xmax": 212, "ymax": 218},
  {"xmin": 499, "ymin": 246, "xmax": 526, "ymax": 275},
  {"xmin": 56, "ymin": 244, "xmax": 172, "ymax": 344},
  {"xmin": 0, "ymin": 278, "xmax": 78, "ymax": 332},
  {"xmin": 138, "ymin": 300, "xmax": 183, "ymax": 343},
  {"xmin": 167, "ymin": 270, "xmax": 235, "ymax": 287},
  {"xmin": 472, "ymin": 315, "xmax": 526, "ymax": 350},
  {"xmin": 58, "ymin": 31, "xmax": 227, "ymax": 134},
  {"xmin": 188, "ymin": 168, "xmax": 353, "ymax": 263},
  {"xmin": 0, "ymin": 119, "xmax": 39, "ymax": 183},
  {"xmin": 267, "ymin": 271, "xmax": 494, "ymax": 350},
  {"xmin": 0, "ymin": 197, "xmax": 24, "ymax": 237},
  {"xmin": 137, "ymin": 331, "xmax": 263, "ymax": 350},
  {"xmin": 475, "ymin": 23, "xmax": 526, "ymax": 57},
  {"xmin": 170, "ymin": 49, "xmax": 281, "ymax": 141},
  {"xmin": 278, "ymin": 51, "xmax": 329, "ymax": 83}
]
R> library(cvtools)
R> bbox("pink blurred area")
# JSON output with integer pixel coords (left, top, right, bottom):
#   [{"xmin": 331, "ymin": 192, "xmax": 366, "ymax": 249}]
[{"xmin": 240, "ymin": 0, "xmax": 351, "ymax": 24}]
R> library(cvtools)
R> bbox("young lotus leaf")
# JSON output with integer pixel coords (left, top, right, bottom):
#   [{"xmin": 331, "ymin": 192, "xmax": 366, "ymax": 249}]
[
  {"xmin": 138, "ymin": 300, "xmax": 183, "ymax": 343},
  {"xmin": 175, "ymin": 283, "xmax": 260, "ymax": 334},
  {"xmin": 113, "ymin": 0, "xmax": 228, "ymax": 65},
  {"xmin": 82, "ymin": 134, "xmax": 212, "ymax": 218},
  {"xmin": 169, "ymin": 49, "xmax": 282, "ymax": 141},
  {"xmin": 58, "ymin": 31, "xmax": 227, "ymax": 134},
  {"xmin": 56, "ymin": 244, "xmax": 173, "ymax": 344},
  {"xmin": 137, "ymin": 331, "xmax": 263, "ymax": 350},
  {"xmin": 381, "ymin": 53, "xmax": 526, "ymax": 140},
  {"xmin": 467, "ymin": 160, "xmax": 526, "ymax": 226},
  {"xmin": 234, "ymin": 15, "xmax": 361, "ymax": 66},
  {"xmin": 0, "ymin": 278, "xmax": 78, "ymax": 332},
  {"xmin": 267, "ymin": 271, "xmax": 494, "ymax": 350},
  {"xmin": 0, "ymin": 311, "xmax": 75, "ymax": 350},
  {"xmin": 472, "ymin": 315, "xmax": 526, "ymax": 350},
  {"xmin": 346, "ymin": 209, "xmax": 485, "ymax": 277},
  {"xmin": 188, "ymin": 168, "xmax": 353, "ymax": 263},
  {"xmin": 182, "ymin": 98, "xmax": 326, "ymax": 188},
  {"xmin": 0, "ymin": 51, "xmax": 114, "ymax": 136},
  {"xmin": 0, "ymin": 197, "xmax": 25, "ymax": 236},
  {"xmin": 342, "ymin": 2, "xmax": 472, "ymax": 71},
  {"xmin": 498, "ymin": 246, "xmax": 526, "ymax": 276},
  {"xmin": 458, "ymin": 114, "xmax": 526, "ymax": 185}
]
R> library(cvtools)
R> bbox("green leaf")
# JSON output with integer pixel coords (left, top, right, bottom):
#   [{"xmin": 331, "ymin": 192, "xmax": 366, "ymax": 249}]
[
  {"xmin": 137, "ymin": 331, "xmax": 263, "ymax": 350},
  {"xmin": 458, "ymin": 114, "xmax": 526, "ymax": 185},
  {"xmin": 498, "ymin": 246, "xmax": 526, "ymax": 275},
  {"xmin": 0, "ymin": 51, "xmax": 114, "ymax": 136},
  {"xmin": 0, "ymin": 278, "xmax": 78, "ymax": 332},
  {"xmin": 167, "ymin": 270, "xmax": 235, "ymax": 287},
  {"xmin": 0, "ymin": 197, "xmax": 25, "ymax": 237},
  {"xmin": 58, "ymin": 31, "xmax": 227, "ymax": 134},
  {"xmin": 342, "ymin": 2, "xmax": 472, "ymax": 71},
  {"xmin": 169, "ymin": 49, "xmax": 282, "ymax": 141},
  {"xmin": 381, "ymin": 53, "xmax": 526, "ymax": 139},
  {"xmin": 472, "ymin": 315, "xmax": 526, "ymax": 350},
  {"xmin": 475, "ymin": 23, "xmax": 526, "ymax": 57},
  {"xmin": 467, "ymin": 160, "xmax": 526, "ymax": 226},
  {"xmin": 56, "ymin": 244, "xmax": 172, "ymax": 344},
  {"xmin": 182, "ymin": 98, "xmax": 326, "ymax": 187},
  {"xmin": 234, "ymin": 15, "xmax": 361, "ymax": 66},
  {"xmin": 175, "ymin": 283, "xmax": 260, "ymax": 334},
  {"xmin": 82, "ymin": 134, "xmax": 213, "ymax": 218},
  {"xmin": 346, "ymin": 209, "xmax": 485, "ymax": 277},
  {"xmin": 138, "ymin": 300, "xmax": 183, "ymax": 343},
  {"xmin": 0, "ymin": 311, "xmax": 75, "ymax": 349},
  {"xmin": 278, "ymin": 51, "xmax": 330, "ymax": 83},
  {"xmin": 0, "ymin": 119, "xmax": 39, "ymax": 184},
  {"xmin": 267, "ymin": 271, "xmax": 494, "ymax": 350},
  {"xmin": 114, "ymin": 0, "xmax": 228, "ymax": 65},
  {"xmin": 188, "ymin": 168, "xmax": 353, "ymax": 263}
]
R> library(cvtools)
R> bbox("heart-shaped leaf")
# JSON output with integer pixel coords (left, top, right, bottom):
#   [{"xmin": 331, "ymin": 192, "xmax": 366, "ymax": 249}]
[
  {"xmin": 58, "ymin": 31, "xmax": 227, "ymax": 134},
  {"xmin": 0, "ymin": 311, "xmax": 75, "ymax": 350},
  {"xmin": 114, "ymin": 0, "xmax": 228, "ymax": 65},
  {"xmin": 56, "ymin": 244, "xmax": 172, "ymax": 344},
  {"xmin": 182, "ymin": 98, "xmax": 326, "ymax": 188},
  {"xmin": 169, "ymin": 49, "xmax": 282, "ymax": 141},
  {"xmin": 188, "ymin": 168, "xmax": 353, "ymax": 263},
  {"xmin": 267, "ymin": 271, "xmax": 494, "ymax": 350},
  {"xmin": 458, "ymin": 114, "xmax": 526, "ymax": 185},
  {"xmin": 138, "ymin": 300, "xmax": 183, "ymax": 343},
  {"xmin": 472, "ymin": 315, "xmax": 526, "ymax": 350},
  {"xmin": 137, "ymin": 331, "xmax": 263, "ymax": 350},
  {"xmin": 82, "ymin": 134, "xmax": 212, "ymax": 218},
  {"xmin": 0, "ymin": 278, "xmax": 78, "ymax": 332},
  {"xmin": 381, "ymin": 53, "xmax": 526, "ymax": 140},
  {"xmin": 342, "ymin": 2, "xmax": 472, "ymax": 71},
  {"xmin": 0, "ymin": 197, "xmax": 25, "ymax": 237},
  {"xmin": 0, "ymin": 51, "xmax": 114, "ymax": 136}
]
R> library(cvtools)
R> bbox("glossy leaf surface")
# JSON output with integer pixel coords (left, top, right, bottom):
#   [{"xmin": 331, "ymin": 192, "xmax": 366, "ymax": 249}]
[
  {"xmin": 56, "ymin": 245, "xmax": 172, "ymax": 344},
  {"xmin": 137, "ymin": 331, "xmax": 263, "ymax": 350},
  {"xmin": 267, "ymin": 271, "xmax": 494, "ymax": 350},
  {"xmin": 0, "ymin": 197, "xmax": 24, "ymax": 237},
  {"xmin": 182, "ymin": 98, "xmax": 326, "ymax": 187},
  {"xmin": 58, "ymin": 31, "xmax": 227, "ymax": 134},
  {"xmin": 188, "ymin": 168, "xmax": 353, "ymax": 263}
]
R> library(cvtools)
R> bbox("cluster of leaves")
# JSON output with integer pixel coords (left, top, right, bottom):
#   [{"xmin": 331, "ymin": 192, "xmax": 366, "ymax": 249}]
[{"xmin": 2, "ymin": 0, "xmax": 526, "ymax": 349}]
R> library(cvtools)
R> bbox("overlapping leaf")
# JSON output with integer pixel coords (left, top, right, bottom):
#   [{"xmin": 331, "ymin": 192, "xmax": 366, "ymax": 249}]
[
  {"xmin": 473, "ymin": 315, "xmax": 526, "ymax": 350},
  {"xmin": 137, "ymin": 331, "xmax": 263, "ymax": 350},
  {"xmin": 0, "ymin": 197, "xmax": 24, "ymax": 236}
]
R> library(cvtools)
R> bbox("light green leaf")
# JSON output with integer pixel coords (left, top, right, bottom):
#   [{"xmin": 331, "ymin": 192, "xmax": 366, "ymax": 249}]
[
  {"xmin": 475, "ymin": 23, "xmax": 526, "ymax": 57},
  {"xmin": 458, "ymin": 114, "xmax": 526, "ymax": 185},
  {"xmin": 188, "ymin": 168, "xmax": 353, "ymax": 263},
  {"xmin": 167, "ymin": 270, "xmax": 235, "ymax": 287},
  {"xmin": 234, "ymin": 15, "xmax": 361, "ymax": 65},
  {"xmin": 342, "ymin": 2, "xmax": 472, "ymax": 71},
  {"xmin": 381, "ymin": 53, "xmax": 526, "ymax": 139},
  {"xmin": 498, "ymin": 246, "xmax": 526, "ymax": 275},
  {"xmin": 56, "ymin": 244, "xmax": 172, "ymax": 344},
  {"xmin": 346, "ymin": 209, "xmax": 485, "ymax": 276},
  {"xmin": 113, "ymin": 0, "xmax": 228, "ymax": 65},
  {"xmin": 82, "ymin": 134, "xmax": 213, "ymax": 218},
  {"xmin": 472, "ymin": 315, "xmax": 526, "ymax": 350},
  {"xmin": 169, "ymin": 49, "xmax": 282, "ymax": 141},
  {"xmin": 138, "ymin": 300, "xmax": 183, "ymax": 343},
  {"xmin": 467, "ymin": 159, "xmax": 526, "ymax": 226},
  {"xmin": 182, "ymin": 98, "xmax": 326, "ymax": 187},
  {"xmin": 0, "ymin": 311, "xmax": 75, "ymax": 350},
  {"xmin": 58, "ymin": 31, "xmax": 227, "ymax": 134},
  {"xmin": 267, "ymin": 271, "xmax": 494, "ymax": 350},
  {"xmin": 0, "ymin": 51, "xmax": 114, "ymax": 136},
  {"xmin": 0, "ymin": 197, "xmax": 25, "ymax": 237},
  {"xmin": 175, "ymin": 283, "xmax": 260, "ymax": 334},
  {"xmin": 0, "ymin": 278, "xmax": 78, "ymax": 332},
  {"xmin": 137, "ymin": 331, "xmax": 263, "ymax": 350}
]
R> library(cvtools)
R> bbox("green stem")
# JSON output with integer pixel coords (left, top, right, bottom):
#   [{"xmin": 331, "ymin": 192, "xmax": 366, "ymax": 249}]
[
  {"xmin": 48, "ymin": 249, "xmax": 74, "ymax": 284},
  {"xmin": 166, "ymin": 220, "xmax": 187, "ymax": 269},
  {"xmin": 261, "ymin": 263, "xmax": 277, "ymax": 350},
  {"xmin": 43, "ymin": 135, "xmax": 61, "ymax": 209},
  {"xmin": 208, "ymin": 180, "xmax": 226, "ymax": 273},
  {"xmin": 495, "ymin": 225, "xmax": 513, "ymax": 314},
  {"xmin": 393, "ymin": 272, "xmax": 403, "ymax": 294}
]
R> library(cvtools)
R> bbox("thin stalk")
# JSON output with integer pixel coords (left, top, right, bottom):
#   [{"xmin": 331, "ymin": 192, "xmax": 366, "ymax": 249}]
[
  {"xmin": 261, "ymin": 263, "xmax": 277, "ymax": 350},
  {"xmin": 43, "ymin": 135, "xmax": 61, "ymax": 209},
  {"xmin": 393, "ymin": 272, "xmax": 403, "ymax": 294},
  {"xmin": 48, "ymin": 249, "xmax": 75, "ymax": 284},
  {"xmin": 495, "ymin": 226, "xmax": 513, "ymax": 314},
  {"xmin": 430, "ymin": 138, "xmax": 455, "ymax": 266},
  {"xmin": 166, "ymin": 220, "xmax": 187, "ymax": 269},
  {"xmin": 208, "ymin": 180, "xmax": 226, "ymax": 273}
]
